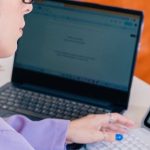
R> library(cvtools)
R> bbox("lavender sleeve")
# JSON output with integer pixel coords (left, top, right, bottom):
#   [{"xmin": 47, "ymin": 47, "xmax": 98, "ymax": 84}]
[
  {"xmin": 4, "ymin": 115, "xmax": 70, "ymax": 150},
  {"xmin": 0, "ymin": 117, "xmax": 34, "ymax": 150}
]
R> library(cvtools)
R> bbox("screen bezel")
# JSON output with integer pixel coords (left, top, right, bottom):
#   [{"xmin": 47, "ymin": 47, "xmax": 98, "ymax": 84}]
[{"xmin": 12, "ymin": 0, "xmax": 143, "ymax": 110}]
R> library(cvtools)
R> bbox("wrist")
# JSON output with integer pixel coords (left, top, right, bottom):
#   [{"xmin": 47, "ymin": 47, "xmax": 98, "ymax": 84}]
[{"xmin": 66, "ymin": 121, "xmax": 75, "ymax": 144}]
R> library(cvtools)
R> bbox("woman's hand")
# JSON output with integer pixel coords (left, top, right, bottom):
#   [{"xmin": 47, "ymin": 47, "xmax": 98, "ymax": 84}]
[{"xmin": 66, "ymin": 113, "xmax": 134, "ymax": 144}]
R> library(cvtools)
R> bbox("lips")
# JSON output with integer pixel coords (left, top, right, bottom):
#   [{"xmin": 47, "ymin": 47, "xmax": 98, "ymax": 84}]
[
  {"xmin": 20, "ymin": 23, "xmax": 25, "ymax": 30},
  {"xmin": 19, "ymin": 24, "xmax": 25, "ymax": 32},
  {"xmin": 19, "ymin": 28, "xmax": 23, "ymax": 33},
  {"xmin": 18, "ymin": 22, "xmax": 25, "ymax": 37},
  {"xmin": 18, "ymin": 28, "xmax": 23, "ymax": 38},
  {"xmin": 20, "ymin": 26, "xmax": 24, "ymax": 31}
]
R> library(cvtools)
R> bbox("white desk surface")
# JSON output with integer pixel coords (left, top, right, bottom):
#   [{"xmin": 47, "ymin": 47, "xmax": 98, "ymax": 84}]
[
  {"xmin": 0, "ymin": 57, "xmax": 150, "ymax": 127},
  {"xmin": 124, "ymin": 77, "xmax": 150, "ymax": 127}
]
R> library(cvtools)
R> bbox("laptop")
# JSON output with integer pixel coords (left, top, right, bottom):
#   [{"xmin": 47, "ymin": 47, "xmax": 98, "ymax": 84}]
[{"xmin": 0, "ymin": 0, "xmax": 143, "ymax": 121}]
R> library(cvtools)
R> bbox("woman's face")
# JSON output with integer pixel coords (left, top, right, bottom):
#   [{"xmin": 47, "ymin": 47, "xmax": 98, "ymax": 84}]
[{"xmin": 0, "ymin": 0, "xmax": 33, "ymax": 58}]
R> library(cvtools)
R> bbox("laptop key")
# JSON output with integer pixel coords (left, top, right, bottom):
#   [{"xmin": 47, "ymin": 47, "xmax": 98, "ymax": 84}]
[
  {"xmin": 0, "ymin": 95, "xmax": 8, "ymax": 100},
  {"xmin": 42, "ymin": 110, "xmax": 49, "ymax": 115},
  {"xmin": 34, "ymin": 108, "xmax": 42, "ymax": 113},
  {"xmin": 8, "ymin": 106, "xmax": 16, "ymax": 111},
  {"xmin": 48, "ymin": 111, "xmax": 56, "ymax": 117},
  {"xmin": 2, "ymin": 105, "xmax": 8, "ymax": 109}
]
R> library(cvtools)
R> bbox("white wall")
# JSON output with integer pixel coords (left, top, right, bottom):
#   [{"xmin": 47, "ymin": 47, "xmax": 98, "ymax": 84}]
[{"xmin": 0, "ymin": 56, "xmax": 14, "ymax": 87}]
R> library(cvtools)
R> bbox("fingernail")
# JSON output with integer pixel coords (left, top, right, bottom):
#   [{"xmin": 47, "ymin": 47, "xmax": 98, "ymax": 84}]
[{"xmin": 115, "ymin": 134, "xmax": 123, "ymax": 141}]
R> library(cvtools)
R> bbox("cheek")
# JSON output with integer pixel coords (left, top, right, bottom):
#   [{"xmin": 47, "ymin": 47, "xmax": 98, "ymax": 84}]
[
  {"xmin": 0, "ymin": 25, "xmax": 18, "ymax": 58},
  {"xmin": 0, "ymin": 38, "xmax": 17, "ymax": 58},
  {"xmin": 0, "ymin": 3, "xmax": 23, "ymax": 58},
  {"xmin": 0, "ymin": 14, "xmax": 21, "ymax": 58}
]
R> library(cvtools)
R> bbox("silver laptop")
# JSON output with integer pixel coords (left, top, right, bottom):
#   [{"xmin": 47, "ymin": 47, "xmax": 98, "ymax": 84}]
[{"xmin": 0, "ymin": 0, "xmax": 143, "ymax": 121}]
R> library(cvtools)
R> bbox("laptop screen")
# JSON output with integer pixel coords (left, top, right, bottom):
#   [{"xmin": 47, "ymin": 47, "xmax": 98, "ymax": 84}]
[{"xmin": 15, "ymin": 0, "xmax": 142, "ymax": 93}]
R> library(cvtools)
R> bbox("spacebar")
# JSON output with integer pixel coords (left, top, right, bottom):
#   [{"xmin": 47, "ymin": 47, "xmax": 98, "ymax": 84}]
[{"xmin": 16, "ymin": 108, "xmax": 48, "ymax": 120}]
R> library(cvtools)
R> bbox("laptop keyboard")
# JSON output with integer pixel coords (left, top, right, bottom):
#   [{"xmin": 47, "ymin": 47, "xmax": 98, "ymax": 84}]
[
  {"xmin": 0, "ymin": 85, "xmax": 110, "ymax": 120},
  {"xmin": 83, "ymin": 128, "xmax": 150, "ymax": 150}
]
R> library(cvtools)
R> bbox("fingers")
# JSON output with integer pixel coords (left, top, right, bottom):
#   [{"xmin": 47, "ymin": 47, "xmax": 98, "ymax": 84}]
[
  {"xmin": 109, "ymin": 113, "xmax": 134, "ymax": 127},
  {"xmin": 101, "ymin": 123, "xmax": 129, "ymax": 134},
  {"xmin": 95, "ymin": 113, "xmax": 134, "ymax": 127},
  {"xmin": 94, "ymin": 131, "xmax": 121, "ymax": 142}
]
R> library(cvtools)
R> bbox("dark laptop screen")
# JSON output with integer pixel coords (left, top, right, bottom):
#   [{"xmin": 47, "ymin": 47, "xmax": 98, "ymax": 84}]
[{"xmin": 15, "ymin": 0, "xmax": 142, "ymax": 92}]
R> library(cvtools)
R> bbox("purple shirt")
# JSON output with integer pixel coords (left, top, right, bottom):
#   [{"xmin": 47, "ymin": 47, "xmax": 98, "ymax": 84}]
[{"xmin": 0, "ymin": 115, "xmax": 69, "ymax": 150}]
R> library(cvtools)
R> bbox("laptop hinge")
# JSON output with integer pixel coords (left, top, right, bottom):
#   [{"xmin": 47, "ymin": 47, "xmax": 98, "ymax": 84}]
[{"xmin": 21, "ymin": 83, "xmax": 113, "ymax": 110}]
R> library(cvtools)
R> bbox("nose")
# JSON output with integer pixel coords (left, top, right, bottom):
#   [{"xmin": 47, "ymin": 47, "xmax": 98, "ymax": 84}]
[{"xmin": 24, "ymin": 4, "xmax": 33, "ymax": 15}]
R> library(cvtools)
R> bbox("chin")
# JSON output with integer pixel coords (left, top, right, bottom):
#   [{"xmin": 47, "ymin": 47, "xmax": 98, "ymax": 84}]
[
  {"xmin": 0, "ymin": 45, "xmax": 17, "ymax": 58},
  {"xmin": 0, "ymin": 52, "xmax": 14, "ymax": 58}
]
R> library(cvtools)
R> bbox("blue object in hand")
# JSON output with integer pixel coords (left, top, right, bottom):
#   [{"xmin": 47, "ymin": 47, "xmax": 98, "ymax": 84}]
[{"xmin": 115, "ymin": 134, "xmax": 123, "ymax": 141}]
